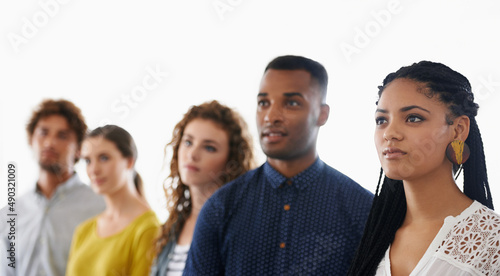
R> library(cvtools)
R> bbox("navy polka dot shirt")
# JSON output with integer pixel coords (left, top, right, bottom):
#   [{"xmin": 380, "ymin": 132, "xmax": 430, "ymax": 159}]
[{"xmin": 184, "ymin": 158, "xmax": 373, "ymax": 275}]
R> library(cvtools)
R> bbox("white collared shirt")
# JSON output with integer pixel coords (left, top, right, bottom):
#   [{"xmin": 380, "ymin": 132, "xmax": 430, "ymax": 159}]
[{"xmin": 0, "ymin": 173, "xmax": 105, "ymax": 276}]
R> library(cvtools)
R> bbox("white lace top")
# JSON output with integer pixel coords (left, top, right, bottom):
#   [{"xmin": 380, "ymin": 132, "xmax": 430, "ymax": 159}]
[{"xmin": 376, "ymin": 201, "xmax": 500, "ymax": 276}]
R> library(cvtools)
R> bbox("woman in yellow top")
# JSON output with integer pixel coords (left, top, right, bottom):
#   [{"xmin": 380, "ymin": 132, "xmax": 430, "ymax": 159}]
[{"xmin": 66, "ymin": 125, "xmax": 160, "ymax": 276}]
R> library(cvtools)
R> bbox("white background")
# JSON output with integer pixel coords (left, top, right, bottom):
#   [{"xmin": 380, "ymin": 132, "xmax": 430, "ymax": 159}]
[{"xmin": 1, "ymin": 0, "xmax": 499, "ymax": 222}]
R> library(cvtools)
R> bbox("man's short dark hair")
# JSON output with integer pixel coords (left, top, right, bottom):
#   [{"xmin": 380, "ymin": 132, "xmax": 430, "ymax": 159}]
[
  {"xmin": 27, "ymin": 99, "xmax": 87, "ymax": 163},
  {"xmin": 264, "ymin": 55, "xmax": 328, "ymax": 102}
]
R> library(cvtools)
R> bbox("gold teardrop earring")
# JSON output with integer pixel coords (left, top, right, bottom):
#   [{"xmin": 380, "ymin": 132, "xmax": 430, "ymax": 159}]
[
  {"xmin": 446, "ymin": 140, "xmax": 470, "ymax": 165},
  {"xmin": 446, "ymin": 140, "xmax": 470, "ymax": 180}
]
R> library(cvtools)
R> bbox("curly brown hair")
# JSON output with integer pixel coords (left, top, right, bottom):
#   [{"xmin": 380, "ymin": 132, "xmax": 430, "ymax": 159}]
[
  {"xmin": 154, "ymin": 100, "xmax": 256, "ymax": 255},
  {"xmin": 26, "ymin": 99, "xmax": 87, "ymax": 164}
]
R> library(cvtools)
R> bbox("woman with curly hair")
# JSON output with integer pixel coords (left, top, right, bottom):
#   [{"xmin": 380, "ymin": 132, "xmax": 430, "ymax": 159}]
[{"xmin": 150, "ymin": 100, "xmax": 256, "ymax": 276}]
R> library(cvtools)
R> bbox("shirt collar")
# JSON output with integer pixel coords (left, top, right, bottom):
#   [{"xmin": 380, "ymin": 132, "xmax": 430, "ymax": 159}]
[
  {"xmin": 264, "ymin": 158, "xmax": 324, "ymax": 190},
  {"xmin": 35, "ymin": 173, "xmax": 82, "ymax": 196}
]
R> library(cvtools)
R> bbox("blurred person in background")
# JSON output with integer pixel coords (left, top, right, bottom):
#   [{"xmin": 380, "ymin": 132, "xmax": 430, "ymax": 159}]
[
  {"xmin": 150, "ymin": 100, "xmax": 256, "ymax": 276},
  {"xmin": 0, "ymin": 99, "xmax": 105, "ymax": 276},
  {"xmin": 66, "ymin": 125, "xmax": 160, "ymax": 275}
]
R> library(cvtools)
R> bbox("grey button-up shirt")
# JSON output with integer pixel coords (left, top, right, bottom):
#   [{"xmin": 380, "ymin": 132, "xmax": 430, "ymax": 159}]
[{"xmin": 0, "ymin": 173, "xmax": 105, "ymax": 276}]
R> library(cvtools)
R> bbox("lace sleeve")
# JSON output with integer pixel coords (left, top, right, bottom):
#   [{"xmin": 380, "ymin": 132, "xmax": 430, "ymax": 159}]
[{"xmin": 437, "ymin": 204, "xmax": 500, "ymax": 275}]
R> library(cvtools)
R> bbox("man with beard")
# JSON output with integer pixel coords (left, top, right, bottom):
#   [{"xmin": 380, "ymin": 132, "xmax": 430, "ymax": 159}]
[
  {"xmin": 184, "ymin": 56, "xmax": 374, "ymax": 275},
  {"xmin": 0, "ymin": 99, "xmax": 105, "ymax": 276}
]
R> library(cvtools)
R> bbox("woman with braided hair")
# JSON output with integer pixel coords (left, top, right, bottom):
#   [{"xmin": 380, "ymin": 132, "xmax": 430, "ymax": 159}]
[{"xmin": 348, "ymin": 61, "xmax": 500, "ymax": 276}]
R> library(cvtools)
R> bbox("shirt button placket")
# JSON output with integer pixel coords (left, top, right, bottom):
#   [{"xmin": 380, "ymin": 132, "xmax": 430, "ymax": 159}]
[{"xmin": 278, "ymin": 179, "xmax": 293, "ymax": 274}]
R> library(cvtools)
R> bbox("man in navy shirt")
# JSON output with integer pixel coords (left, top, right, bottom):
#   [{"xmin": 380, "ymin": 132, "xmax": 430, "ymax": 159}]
[{"xmin": 184, "ymin": 55, "xmax": 373, "ymax": 275}]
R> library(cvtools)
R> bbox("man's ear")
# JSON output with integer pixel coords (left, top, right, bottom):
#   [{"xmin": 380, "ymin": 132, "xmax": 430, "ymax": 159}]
[
  {"xmin": 75, "ymin": 148, "xmax": 81, "ymax": 161},
  {"xmin": 317, "ymin": 104, "xmax": 330, "ymax": 126},
  {"xmin": 453, "ymin": 115, "xmax": 470, "ymax": 141}
]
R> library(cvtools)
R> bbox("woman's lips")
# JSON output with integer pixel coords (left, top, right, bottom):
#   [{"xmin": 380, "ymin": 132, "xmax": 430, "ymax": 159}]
[
  {"xmin": 94, "ymin": 178, "xmax": 106, "ymax": 185},
  {"xmin": 383, "ymin": 147, "xmax": 407, "ymax": 159},
  {"xmin": 185, "ymin": 165, "xmax": 200, "ymax": 172}
]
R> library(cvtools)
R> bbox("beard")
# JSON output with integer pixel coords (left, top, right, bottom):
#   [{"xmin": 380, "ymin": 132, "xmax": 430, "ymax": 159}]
[{"xmin": 39, "ymin": 160, "xmax": 64, "ymax": 174}]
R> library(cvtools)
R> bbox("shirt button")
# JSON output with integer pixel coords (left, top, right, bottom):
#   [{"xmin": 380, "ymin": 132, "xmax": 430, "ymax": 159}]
[
  {"xmin": 287, "ymin": 180, "xmax": 292, "ymax": 185},
  {"xmin": 280, "ymin": 242, "xmax": 286, "ymax": 248},
  {"xmin": 284, "ymin": 204, "xmax": 290, "ymax": 211}
]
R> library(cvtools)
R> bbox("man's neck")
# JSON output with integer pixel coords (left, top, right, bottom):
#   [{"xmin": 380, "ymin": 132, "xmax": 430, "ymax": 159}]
[
  {"xmin": 267, "ymin": 152, "xmax": 318, "ymax": 178},
  {"xmin": 37, "ymin": 169, "xmax": 74, "ymax": 199}
]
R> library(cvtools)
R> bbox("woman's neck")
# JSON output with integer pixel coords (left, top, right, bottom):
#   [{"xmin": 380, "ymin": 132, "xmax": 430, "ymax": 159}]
[
  {"xmin": 188, "ymin": 183, "xmax": 219, "ymax": 218},
  {"xmin": 176, "ymin": 183, "xmax": 218, "ymax": 245},
  {"xmin": 102, "ymin": 183, "xmax": 149, "ymax": 219},
  {"xmin": 402, "ymin": 166, "xmax": 472, "ymax": 225}
]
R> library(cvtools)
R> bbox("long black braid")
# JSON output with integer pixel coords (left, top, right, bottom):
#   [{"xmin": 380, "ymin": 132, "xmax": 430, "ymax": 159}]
[
  {"xmin": 347, "ymin": 61, "xmax": 492, "ymax": 276},
  {"xmin": 463, "ymin": 116, "xmax": 492, "ymax": 208}
]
